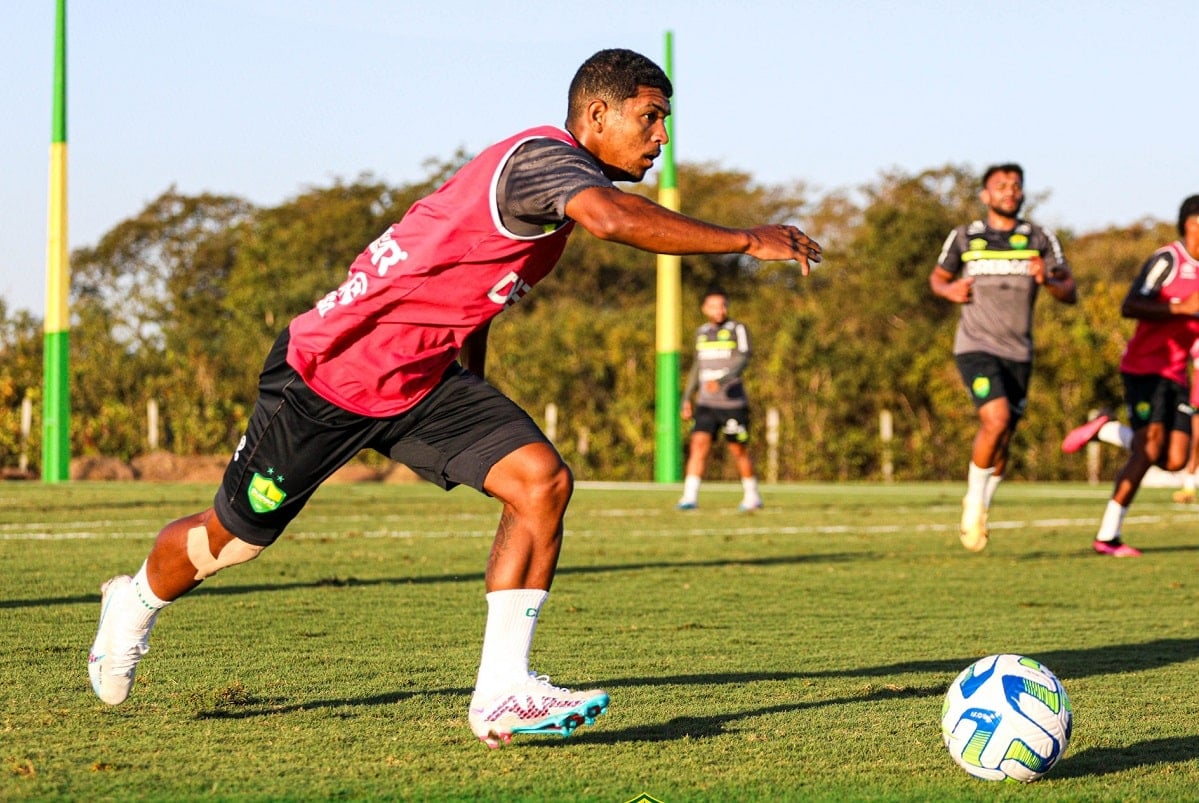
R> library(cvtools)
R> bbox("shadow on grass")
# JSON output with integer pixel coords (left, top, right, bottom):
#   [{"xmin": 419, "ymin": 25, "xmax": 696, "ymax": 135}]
[
  {"xmin": 190, "ymin": 638, "xmax": 1199, "ymax": 739},
  {"xmin": 1051, "ymin": 736, "xmax": 1199, "ymax": 778},
  {"xmin": 552, "ymin": 684, "xmax": 944, "ymax": 746},
  {"xmin": 205, "ymin": 551, "xmax": 863, "ymax": 596},
  {"xmin": 194, "ymin": 690, "xmax": 425, "ymax": 720},
  {"xmin": 590, "ymin": 637, "xmax": 1199, "ymax": 688},
  {"xmin": 9, "ymin": 552, "xmax": 862, "ymax": 609}
]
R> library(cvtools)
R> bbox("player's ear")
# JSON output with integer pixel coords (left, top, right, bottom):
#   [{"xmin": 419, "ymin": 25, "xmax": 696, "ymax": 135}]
[{"xmin": 586, "ymin": 98, "xmax": 609, "ymax": 132}]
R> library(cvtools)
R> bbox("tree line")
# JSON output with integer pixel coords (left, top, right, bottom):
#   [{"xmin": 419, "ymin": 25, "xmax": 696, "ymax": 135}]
[{"xmin": 0, "ymin": 158, "xmax": 1167, "ymax": 482}]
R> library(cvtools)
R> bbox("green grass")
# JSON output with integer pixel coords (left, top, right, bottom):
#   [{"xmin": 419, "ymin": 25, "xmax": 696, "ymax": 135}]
[{"xmin": 3, "ymin": 480, "xmax": 1199, "ymax": 801}]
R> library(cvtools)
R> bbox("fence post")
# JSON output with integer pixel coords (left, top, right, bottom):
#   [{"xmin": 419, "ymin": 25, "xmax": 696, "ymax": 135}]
[
  {"xmin": 545, "ymin": 403, "xmax": 558, "ymax": 443},
  {"xmin": 147, "ymin": 398, "xmax": 160, "ymax": 452},
  {"xmin": 577, "ymin": 426, "xmax": 590, "ymax": 459},
  {"xmin": 765, "ymin": 406, "xmax": 780, "ymax": 484},
  {"xmin": 880, "ymin": 409, "xmax": 894, "ymax": 483},
  {"xmin": 19, "ymin": 394, "xmax": 33, "ymax": 474}
]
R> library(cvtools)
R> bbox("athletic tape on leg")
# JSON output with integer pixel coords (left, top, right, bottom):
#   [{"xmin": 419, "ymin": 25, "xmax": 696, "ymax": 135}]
[{"xmin": 186, "ymin": 526, "xmax": 263, "ymax": 580}]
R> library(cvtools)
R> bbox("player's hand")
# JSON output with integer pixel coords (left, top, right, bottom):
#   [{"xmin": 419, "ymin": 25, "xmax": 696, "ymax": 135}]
[
  {"xmin": 946, "ymin": 276, "xmax": 975, "ymax": 304},
  {"xmin": 1028, "ymin": 255, "xmax": 1046, "ymax": 285},
  {"xmin": 680, "ymin": 400, "xmax": 694, "ymax": 421},
  {"xmin": 746, "ymin": 224, "xmax": 823, "ymax": 275}
]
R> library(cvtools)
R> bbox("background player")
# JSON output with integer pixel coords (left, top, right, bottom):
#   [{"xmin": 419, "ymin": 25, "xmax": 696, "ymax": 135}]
[
  {"xmin": 1062, "ymin": 195, "xmax": 1199, "ymax": 555},
  {"xmin": 929, "ymin": 163, "xmax": 1077, "ymax": 551},
  {"xmin": 677, "ymin": 288, "xmax": 763, "ymax": 512}
]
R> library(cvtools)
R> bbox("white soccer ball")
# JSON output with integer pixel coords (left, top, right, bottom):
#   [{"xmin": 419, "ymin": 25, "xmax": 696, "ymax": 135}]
[{"xmin": 941, "ymin": 653, "xmax": 1072, "ymax": 782}]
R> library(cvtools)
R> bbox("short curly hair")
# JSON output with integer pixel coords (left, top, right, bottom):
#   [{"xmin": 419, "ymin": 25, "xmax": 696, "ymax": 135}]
[
  {"xmin": 567, "ymin": 49, "xmax": 672, "ymax": 122},
  {"xmin": 1178, "ymin": 195, "xmax": 1199, "ymax": 237},
  {"xmin": 981, "ymin": 163, "xmax": 1023, "ymax": 188}
]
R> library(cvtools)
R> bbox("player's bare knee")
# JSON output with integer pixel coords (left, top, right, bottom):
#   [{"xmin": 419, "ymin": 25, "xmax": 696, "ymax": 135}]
[
  {"xmin": 527, "ymin": 459, "xmax": 573, "ymax": 516},
  {"xmin": 549, "ymin": 461, "xmax": 575, "ymax": 509},
  {"xmin": 186, "ymin": 526, "xmax": 264, "ymax": 581},
  {"xmin": 1163, "ymin": 454, "xmax": 1188, "ymax": 472}
]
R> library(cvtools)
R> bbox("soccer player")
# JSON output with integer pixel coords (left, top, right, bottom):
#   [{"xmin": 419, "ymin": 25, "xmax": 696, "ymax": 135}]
[
  {"xmin": 86, "ymin": 48, "xmax": 822, "ymax": 748},
  {"xmin": 1060, "ymin": 195, "xmax": 1199, "ymax": 555},
  {"xmin": 929, "ymin": 164, "xmax": 1077, "ymax": 552},
  {"xmin": 677, "ymin": 288, "xmax": 763, "ymax": 511}
]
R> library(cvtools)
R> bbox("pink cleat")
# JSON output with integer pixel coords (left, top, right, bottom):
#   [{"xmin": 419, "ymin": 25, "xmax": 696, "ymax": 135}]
[
  {"xmin": 1092, "ymin": 539, "xmax": 1142, "ymax": 557},
  {"xmin": 1062, "ymin": 414, "xmax": 1110, "ymax": 454}
]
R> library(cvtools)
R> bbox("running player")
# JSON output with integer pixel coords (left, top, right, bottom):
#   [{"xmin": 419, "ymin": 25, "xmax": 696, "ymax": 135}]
[
  {"xmin": 1061, "ymin": 195, "xmax": 1199, "ymax": 555},
  {"xmin": 929, "ymin": 163, "xmax": 1078, "ymax": 551}
]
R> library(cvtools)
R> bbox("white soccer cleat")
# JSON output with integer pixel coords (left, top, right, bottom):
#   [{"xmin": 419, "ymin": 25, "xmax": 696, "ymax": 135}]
[
  {"xmin": 959, "ymin": 498, "xmax": 989, "ymax": 552},
  {"xmin": 739, "ymin": 497, "xmax": 764, "ymax": 512},
  {"xmin": 468, "ymin": 673, "xmax": 609, "ymax": 749},
  {"xmin": 88, "ymin": 575, "xmax": 156, "ymax": 705}
]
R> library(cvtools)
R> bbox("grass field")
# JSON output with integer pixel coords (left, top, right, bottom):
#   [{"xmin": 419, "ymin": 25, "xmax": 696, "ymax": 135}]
[{"xmin": 3, "ymin": 479, "xmax": 1199, "ymax": 801}]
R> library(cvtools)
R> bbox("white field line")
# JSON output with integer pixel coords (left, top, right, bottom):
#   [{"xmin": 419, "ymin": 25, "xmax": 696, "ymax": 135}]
[{"xmin": 5, "ymin": 512, "xmax": 1199, "ymax": 542}]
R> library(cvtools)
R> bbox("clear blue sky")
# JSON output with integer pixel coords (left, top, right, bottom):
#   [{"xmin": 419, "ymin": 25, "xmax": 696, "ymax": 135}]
[{"xmin": 4, "ymin": 0, "xmax": 1196, "ymax": 315}]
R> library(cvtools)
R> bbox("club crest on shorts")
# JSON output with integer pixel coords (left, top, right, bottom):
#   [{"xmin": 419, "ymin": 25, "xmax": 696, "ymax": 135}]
[
  {"xmin": 248, "ymin": 472, "xmax": 287, "ymax": 513},
  {"xmin": 971, "ymin": 376, "xmax": 992, "ymax": 399}
]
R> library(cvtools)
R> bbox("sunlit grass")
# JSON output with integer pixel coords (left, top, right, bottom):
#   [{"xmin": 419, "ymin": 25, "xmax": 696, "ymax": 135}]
[{"xmin": 3, "ymin": 480, "xmax": 1199, "ymax": 801}]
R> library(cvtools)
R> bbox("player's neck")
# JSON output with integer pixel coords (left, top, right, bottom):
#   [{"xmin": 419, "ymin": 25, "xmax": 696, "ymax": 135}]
[{"xmin": 986, "ymin": 212, "xmax": 1018, "ymax": 232}]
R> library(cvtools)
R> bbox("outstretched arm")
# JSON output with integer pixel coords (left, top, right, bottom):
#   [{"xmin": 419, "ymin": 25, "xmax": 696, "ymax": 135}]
[{"xmin": 564, "ymin": 186, "xmax": 822, "ymax": 274}]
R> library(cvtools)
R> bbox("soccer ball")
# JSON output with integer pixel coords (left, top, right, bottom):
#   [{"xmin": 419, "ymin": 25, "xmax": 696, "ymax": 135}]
[{"xmin": 941, "ymin": 654, "xmax": 1072, "ymax": 782}]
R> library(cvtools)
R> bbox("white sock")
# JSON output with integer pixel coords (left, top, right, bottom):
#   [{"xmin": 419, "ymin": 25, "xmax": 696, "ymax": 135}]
[
  {"xmin": 1185, "ymin": 472, "xmax": 1197, "ymax": 492},
  {"xmin": 965, "ymin": 462, "xmax": 993, "ymax": 506},
  {"xmin": 983, "ymin": 473, "xmax": 1003, "ymax": 510},
  {"xmin": 1096, "ymin": 500, "xmax": 1127, "ymax": 542},
  {"xmin": 130, "ymin": 562, "xmax": 170, "ymax": 629},
  {"xmin": 1097, "ymin": 421, "xmax": 1132, "ymax": 450},
  {"xmin": 680, "ymin": 475, "xmax": 701, "ymax": 504},
  {"xmin": 740, "ymin": 476, "xmax": 760, "ymax": 503},
  {"xmin": 474, "ymin": 589, "xmax": 548, "ymax": 698}
]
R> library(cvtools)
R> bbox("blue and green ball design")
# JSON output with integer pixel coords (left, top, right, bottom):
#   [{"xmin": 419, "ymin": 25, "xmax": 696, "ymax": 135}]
[{"xmin": 941, "ymin": 654, "xmax": 1072, "ymax": 782}]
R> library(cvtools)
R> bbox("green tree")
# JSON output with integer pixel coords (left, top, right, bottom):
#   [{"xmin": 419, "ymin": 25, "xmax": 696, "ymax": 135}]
[
  {"xmin": 69, "ymin": 190, "xmax": 253, "ymax": 456},
  {"xmin": 3, "ymin": 157, "xmax": 1179, "ymax": 482}
]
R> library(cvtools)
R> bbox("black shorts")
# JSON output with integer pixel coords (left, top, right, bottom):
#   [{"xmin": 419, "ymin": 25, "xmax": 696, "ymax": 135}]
[
  {"xmin": 955, "ymin": 352, "xmax": 1031, "ymax": 420},
  {"xmin": 1121, "ymin": 373, "xmax": 1193, "ymax": 433},
  {"xmin": 691, "ymin": 405, "xmax": 751, "ymax": 444},
  {"xmin": 214, "ymin": 329, "xmax": 552, "ymax": 546}
]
